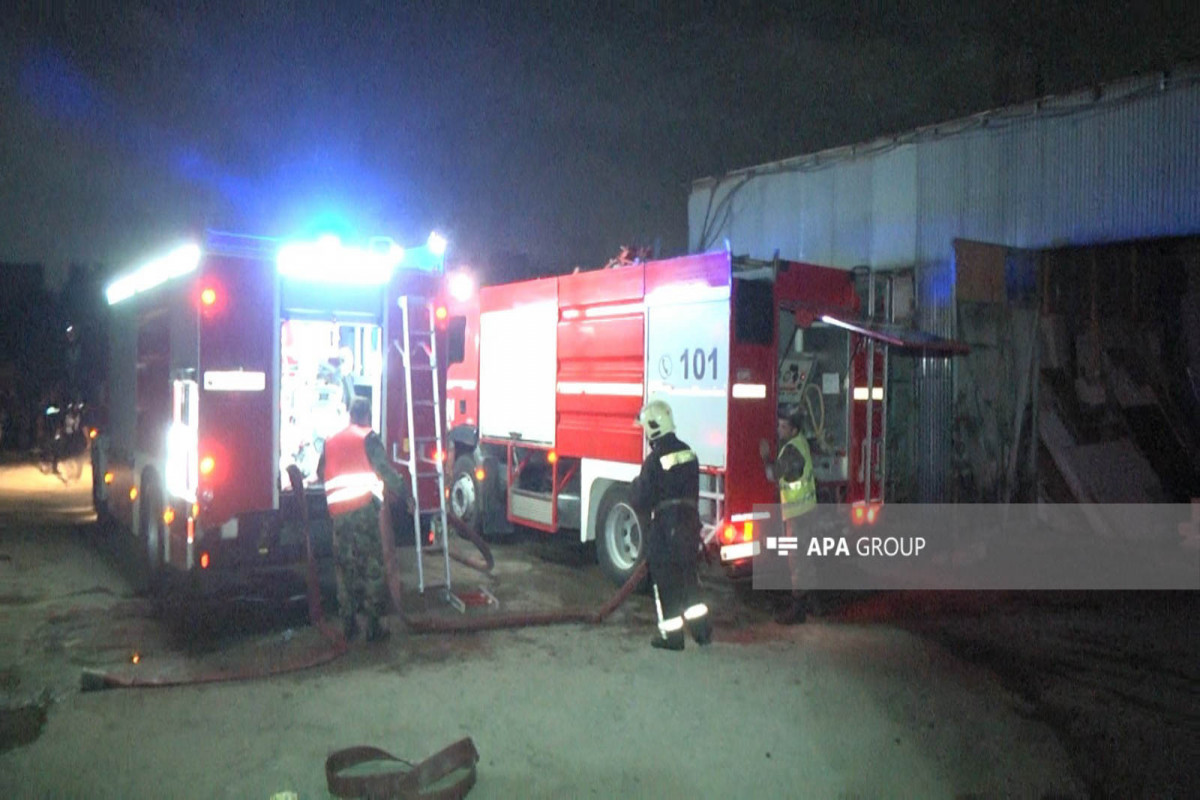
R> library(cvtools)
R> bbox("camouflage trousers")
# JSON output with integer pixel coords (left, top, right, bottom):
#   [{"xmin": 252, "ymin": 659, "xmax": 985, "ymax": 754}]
[{"xmin": 332, "ymin": 504, "xmax": 388, "ymax": 626}]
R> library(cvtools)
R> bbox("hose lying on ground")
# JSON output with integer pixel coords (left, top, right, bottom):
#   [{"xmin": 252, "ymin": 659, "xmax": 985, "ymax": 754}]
[
  {"xmin": 384, "ymin": 492, "xmax": 647, "ymax": 633},
  {"xmin": 79, "ymin": 466, "xmax": 349, "ymax": 690},
  {"xmin": 80, "ymin": 466, "xmax": 646, "ymax": 690}
]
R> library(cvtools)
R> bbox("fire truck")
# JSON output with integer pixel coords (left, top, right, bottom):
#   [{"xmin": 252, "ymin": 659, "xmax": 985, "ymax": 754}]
[
  {"xmin": 96, "ymin": 230, "xmax": 451, "ymax": 587},
  {"xmin": 440, "ymin": 249, "xmax": 966, "ymax": 584}
]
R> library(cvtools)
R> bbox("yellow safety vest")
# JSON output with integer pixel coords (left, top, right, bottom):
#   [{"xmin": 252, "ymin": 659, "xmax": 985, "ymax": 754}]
[{"xmin": 778, "ymin": 435, "xmax": 816, "ymax": 520}]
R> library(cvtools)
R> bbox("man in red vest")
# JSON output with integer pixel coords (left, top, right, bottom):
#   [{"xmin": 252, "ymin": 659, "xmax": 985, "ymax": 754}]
[{"xmin": 321, "ymin": 398, "xmax": 412, "ymax": 642}]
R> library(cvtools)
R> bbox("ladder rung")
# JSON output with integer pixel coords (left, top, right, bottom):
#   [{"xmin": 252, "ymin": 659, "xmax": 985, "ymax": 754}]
[
  {"xmin": 413, "ymin": 400, "xmax": 437, "ymax": 407},
  {"xmin": 411, "ymin": 436, "xmax": 440, "ymax": 443},
  {"xmin": 414, "ymin": 470, "xmax": 442, "ymax": 479},
  {"xmin": 418, "ymin": 506, "xmax": 445, "ymax": 515}
]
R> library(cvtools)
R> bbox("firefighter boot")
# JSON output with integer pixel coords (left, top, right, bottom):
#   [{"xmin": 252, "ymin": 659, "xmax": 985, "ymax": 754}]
[
  {"xmin": 651, "ymin": 630, "xmax": 686, "ymax": 651},
  {"xmin": 684, "ymin": 603, "xmax": 712, "ymax": 646},
  {"xmin": 652, "ymin": 616, "xmax": 685, "ymax": 651}
]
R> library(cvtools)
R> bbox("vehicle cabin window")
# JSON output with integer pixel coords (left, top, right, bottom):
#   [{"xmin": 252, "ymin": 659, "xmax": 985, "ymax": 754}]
[
  {"xmin": 447, "ymin": 316, "xmax": 467, "ymax": 365},
  {"xmin": 734, "ymin": 279, "xmax": 773, "ymax": 345}
]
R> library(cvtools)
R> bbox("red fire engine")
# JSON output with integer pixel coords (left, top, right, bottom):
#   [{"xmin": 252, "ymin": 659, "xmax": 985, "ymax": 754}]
[
  {"xmin": 440, "ymin": 249, "xmax": 965, "ymax": 584},
  {"xmin": 96, "ymin": 230, "xmax": 450, "ymax": 586}
]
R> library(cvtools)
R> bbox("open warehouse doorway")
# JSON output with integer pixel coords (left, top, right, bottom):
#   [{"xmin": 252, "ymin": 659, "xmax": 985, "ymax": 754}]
[{"xmin": 952, "ymin": 237, "xmax": 1200, "ymax": 504}]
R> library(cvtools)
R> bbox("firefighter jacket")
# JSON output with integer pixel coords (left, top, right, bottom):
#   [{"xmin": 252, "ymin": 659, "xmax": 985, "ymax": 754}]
[
  {"xmin": 777, "ymin": 434, "xmax": 817, "ymax": 520},
  {"xmin": 631, "ymin": 432, "xmax": 702, "ymax": 536},
  {"xmin": 323, "ymin": 425, "xmax": 384, "ymax": 516}
]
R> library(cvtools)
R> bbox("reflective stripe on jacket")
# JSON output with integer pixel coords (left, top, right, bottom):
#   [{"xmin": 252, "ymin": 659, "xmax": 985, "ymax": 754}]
[
  {"xmin": 779, "ymin": 434, "xmax": 817, "ymax": 520},
  {"xmin": 659, "ymin": 448, "xmax": 697, "ymax": 471},
  {"xmin": 323, "ymin": 425, "xmax": 383, "ymax": 516}
]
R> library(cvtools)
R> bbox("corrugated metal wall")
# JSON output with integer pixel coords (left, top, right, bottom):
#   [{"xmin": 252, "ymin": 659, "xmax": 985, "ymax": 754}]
[{"xmin": 689, "ymin": 71, "xmax": 1200, "ymax": 500}]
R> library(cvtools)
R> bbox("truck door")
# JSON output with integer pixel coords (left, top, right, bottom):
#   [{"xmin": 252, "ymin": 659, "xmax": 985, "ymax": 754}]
[{"xmin": 197, "ymin": 255, "xmax": 278, "ymax": 527}]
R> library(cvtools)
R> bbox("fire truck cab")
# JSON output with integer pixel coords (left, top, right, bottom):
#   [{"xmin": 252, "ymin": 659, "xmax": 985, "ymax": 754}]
[
  {"xmin": 441, "ymin": 249, "xmax": 961, "ymax": 584},
  {"xmin": 97, "ymin": 230, "xmax": 448, "ymax": 587}
]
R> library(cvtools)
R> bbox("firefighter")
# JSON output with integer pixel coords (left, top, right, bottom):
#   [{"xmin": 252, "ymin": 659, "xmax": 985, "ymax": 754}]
[
  {"xmin": 631, "ymin": 399, "xmax": 712, "ymax": 651},
  {"xmin": 320, "ymin": 397, "xmax": 413, "ymax": 642},
  {"xmin": 766, "ymin": 408, "xmax": 818, "ymax": 624}
]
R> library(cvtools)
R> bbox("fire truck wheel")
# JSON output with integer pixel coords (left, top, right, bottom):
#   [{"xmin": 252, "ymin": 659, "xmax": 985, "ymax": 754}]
[
  {"xmin": 449, "ymin": 456, "xmax": 482, "ymax": 535},
  {"xmin": 137, "ymin": 475, "xmax": 167, "ymax": 590},
  {"xmin": 596, "ymin": 484, "xmax": 648, "ymax": 586}
]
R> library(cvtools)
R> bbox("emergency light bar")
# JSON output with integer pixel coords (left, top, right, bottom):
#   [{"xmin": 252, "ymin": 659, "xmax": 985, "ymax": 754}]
[
  {"xmin": 276, "ymin": 235, "xmax": 404, "ymax": 285},
  {"xmin": 105, "ymin": 243, "xmax": 202, "ymax": 305}
]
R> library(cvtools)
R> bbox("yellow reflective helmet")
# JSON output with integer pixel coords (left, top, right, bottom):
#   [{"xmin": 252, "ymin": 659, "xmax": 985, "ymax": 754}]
[{"xmin": 636, "ymin": 399, "xmax": 675, "ymax": 441}]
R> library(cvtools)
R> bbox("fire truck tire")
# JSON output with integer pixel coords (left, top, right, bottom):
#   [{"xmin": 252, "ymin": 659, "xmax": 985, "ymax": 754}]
[
  {"xmin": 449, "ymin": 456, "xmax": 482, "ymax": 536},
  {"xmin": 595, "ymin": 484, "xmax": 649, "ymax": 587},
  {"xmin": 137, "ymin": 473, "xmax": 167, "ymax": 591}
]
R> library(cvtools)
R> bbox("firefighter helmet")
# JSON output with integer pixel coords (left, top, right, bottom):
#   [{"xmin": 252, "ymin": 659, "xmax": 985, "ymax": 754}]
[{"xmin": 636, "ymin": 399, "xmax": 675, "ymax": 441}]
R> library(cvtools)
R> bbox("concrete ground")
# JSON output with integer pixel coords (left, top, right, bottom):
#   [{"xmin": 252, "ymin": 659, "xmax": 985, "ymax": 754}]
[{"xmin": 0, "ymin": 458, "xmax": 1190, "ymax": 797}]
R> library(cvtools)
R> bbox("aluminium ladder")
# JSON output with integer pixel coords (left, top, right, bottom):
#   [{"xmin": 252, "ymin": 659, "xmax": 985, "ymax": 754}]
[{"xmin": 396, "ymin": 297, "xmax": 462, "ymax": 612}]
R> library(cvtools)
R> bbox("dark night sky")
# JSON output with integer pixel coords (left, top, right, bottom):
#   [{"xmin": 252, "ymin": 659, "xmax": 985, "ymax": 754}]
[{"xmin": 2, "ymin": 1, "xmax": 1197, "ymax": 286}]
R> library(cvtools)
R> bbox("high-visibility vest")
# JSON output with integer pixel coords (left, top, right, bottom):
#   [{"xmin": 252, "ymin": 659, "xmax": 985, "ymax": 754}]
[
  {"xmin": 778, "ymin": 434, "xmax": 817, "ymax": 520},
  {"xmin": 323, "ymin": 425, "xmax": 383, "ymax": 517}
]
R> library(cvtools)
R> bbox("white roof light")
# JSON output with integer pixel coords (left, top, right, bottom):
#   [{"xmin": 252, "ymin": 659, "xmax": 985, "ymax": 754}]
[
  {"xmin": 276, "ymin": 236, "xmax": 404, "ymax": 285},
  {"xmin": 106, "ymin": 243, "xmax": 202, "ymax": 305},
  {"xmin": 447, "ymin": 271, "xmax": 474, "ymax": 302},
  {"xmin": 427, "ymin": 231, "xmax": 448, "ymax": 257}
]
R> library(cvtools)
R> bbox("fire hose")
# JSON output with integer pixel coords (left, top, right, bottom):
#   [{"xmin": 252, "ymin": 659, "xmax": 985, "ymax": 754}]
[
  {"xmin": 384, "ymin": 490, "xmax": 648, "ymax": 633},
  {"xmin": 79, "ymin": 467, "xmax": 648, "ymax": 796},
  {"xmin": 79, "ymin": 465, "xmax": 648, "ymax": 685}
]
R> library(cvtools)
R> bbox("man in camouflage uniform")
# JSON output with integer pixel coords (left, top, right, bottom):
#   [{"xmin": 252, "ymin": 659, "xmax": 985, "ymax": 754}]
[{"xmin": 321, "ymin": 398, "xmax": 412, "ymax": 642}]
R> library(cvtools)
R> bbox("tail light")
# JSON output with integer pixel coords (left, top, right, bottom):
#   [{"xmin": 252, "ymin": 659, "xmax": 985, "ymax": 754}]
[
  {"xmin": 474, "ymin": 467, "xmax": 486, "ymax": 481},
  {"xmin": 199, "ymin": 455, "xmax": 216, "ymax": 477},
  {"xmin": 852, "ymin": 502, "xmax": 882, "ymax": 525},
  {"xmin": 719, "ymin": 521, "xmax": 756, "ymax": 545},
  {"xmin": 200, "ymin": 552, "xmax": 210, "ymax": 569}
]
